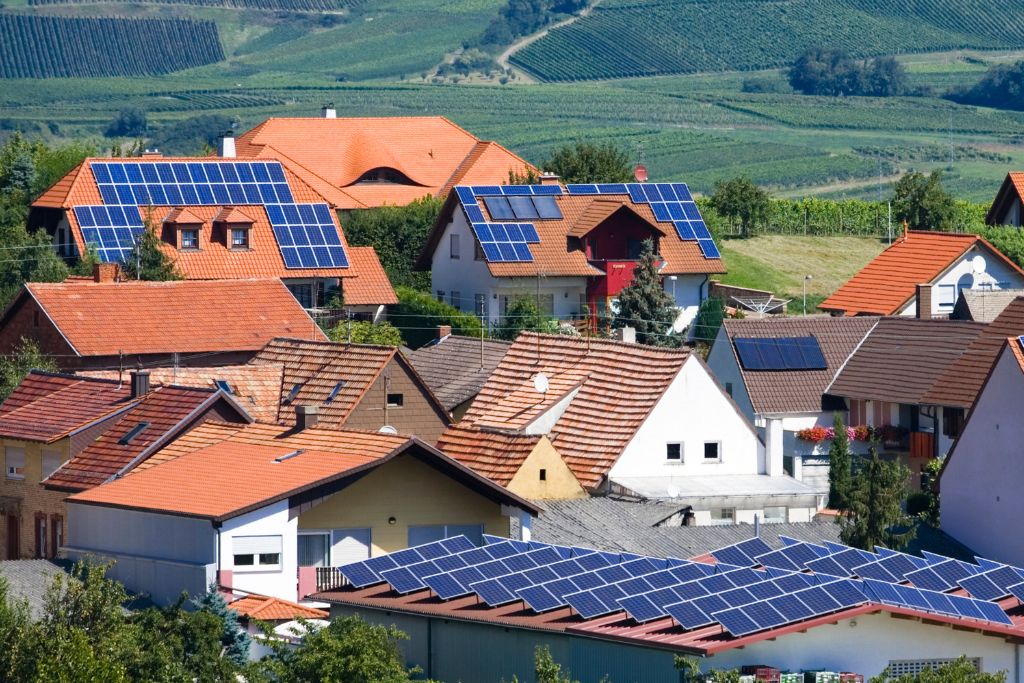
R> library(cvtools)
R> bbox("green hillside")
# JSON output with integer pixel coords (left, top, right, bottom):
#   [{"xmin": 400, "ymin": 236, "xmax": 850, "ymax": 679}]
[{"xmin": 512, "ymin": 0, "xmax": 1024, "ymax": 81}]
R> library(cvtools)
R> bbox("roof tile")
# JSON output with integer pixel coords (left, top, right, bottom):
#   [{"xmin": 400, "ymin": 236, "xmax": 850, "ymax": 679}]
[
  {"xmin": 406, "ymin": 335, "xmax": 511, "ymax": 410},
  {"xmin": 0, "ymin": 372, "xmax": 132, "ymax": 442}
]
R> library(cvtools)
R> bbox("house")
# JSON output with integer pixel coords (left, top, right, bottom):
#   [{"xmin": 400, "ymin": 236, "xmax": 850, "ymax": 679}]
[
  {"xmin": 230, "ymin": 113, "xmax": 534, "ymax": 210},
  {"xmin": 227, "ymin": 593, "xmax": 329, "ymax": 659},
  {"xmin": 404, "ymin": 327, "xmax": 512, "ymax": 419},
  {"xmin": 825, "ymin": 317, "xmax": 986, "ymax": 480},
  {"xmin": 0, "ymin": 370, "xmax": 250, "ymax": 559},
  {"xmin": 63, "ymin": 419, "xmax": 540, "ymax": 605},
  {"xmin": 951, "ymin": 288, "xmax": 1024, "ymax": 322},
  {"xmin": 249, "ymin": 338, "xmax": 452, "ymax": 443},
  {"xmin": 706, "ymin": 316, "xmax": 878, "ymax": 495},
  {"xmin": 819, "ymin": 230, "xmax": 1024, "ymax": 317},
  {"xmin": 0, "ymin": 273, "xmax": 327, "ymax": 370},
  {"xmin": 986, "ymin": 172, "xmax": 1024, "ymax": 226},
  {"xmin": 438, "ymin": 333, "xmax": 820, "ymax": 523},
  {"xmin": 316, "ymin": 535, "xmax": 1024, "ymax": 682},
  {"xmin": 940, "ymin": 337, "xmax": 1024, "ymax": 566},
  {"xmin": 417, "ymin": 180, "xmax": 725, "ymax": 331},
  {"xmin": 27, "ymin": 154, "xmax": 397, "ymax": 312}
]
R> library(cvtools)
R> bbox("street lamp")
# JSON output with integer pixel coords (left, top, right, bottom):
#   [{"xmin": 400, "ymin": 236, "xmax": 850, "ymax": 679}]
[{"xmin": 803, "ymin": 275, "xmax": 813, "ymax": 315}]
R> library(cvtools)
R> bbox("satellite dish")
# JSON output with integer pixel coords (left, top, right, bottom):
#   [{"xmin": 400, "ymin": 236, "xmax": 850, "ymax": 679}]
[
  {"xmin": 666, "ymin": 485, "xmax": 680, "ymax": 499},
  {"xmin": 633, "ymin": 164, "xmax": 648, "ymax": 182},
  {"xmin": 972, "ymin": 254, "xmax": 987, "ymax": 274},
  {"xmin": 378, "ymin": 425, "xmax": 398, "ymax": 435},
  {"xmin": 533, "ymin": 373, "xmax": 549, "ymax": 394}
]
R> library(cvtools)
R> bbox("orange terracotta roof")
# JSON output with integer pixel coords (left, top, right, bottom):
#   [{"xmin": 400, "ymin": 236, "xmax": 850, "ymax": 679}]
[
  {"xmin": 229, "ymin": 594, "xmax": 327, "ymax": 621},
  {"xmin": 987, "ymin": 172, "xmax": 1024, "ymax": 225},
  {"xmin": 164, "ymin": 207, "xmax": 205, "ymax": 225},
  {"xmin": 132, "ymin": 420, "xmax": 246, "ymax": 472},
  {"xmin": 0, "ymin": 372, "xmax": 133, "ymax": 443},
  {"xmin": 80, "ymin": 364, "xmax": 284, "ymax": 424},
  {"xmin": 44, "ymin": 385, "xmax": 235, "ymax": 491},
  {"xmin": 213, "ymin": 206, "xmax": 255, "ymax": 224},
  {"xmin": 1014, "ymin": 173, "xmax": 1024, "ymax": 198},
  {"xmin": 233, "ymin": 117, "xmax": 533, "ymax": 210},
  {"xmin": 342, "ymin": 247, "xmax": 399, "ymax": 306},
  {"xmin": 34, "ymin": 162, "xmax": 85, "ymax": 208},
  {"xmin": 436, "ymin": 426, "xmax": 541, "ymax": 486},
  {"xmin": 819, "ymin": 231, "xmax": 1024, "ymax": 316},
  {"xmin": 459, "ymin": 333, "xmax": 689, "ymax": 489},
  {"xmin": 25, "ymin": 279, "xmax": 326, "ymax": 357}
]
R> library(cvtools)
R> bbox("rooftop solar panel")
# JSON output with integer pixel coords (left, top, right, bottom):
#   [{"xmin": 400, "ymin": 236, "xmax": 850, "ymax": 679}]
[
  {"xmin": 769, "ymin": 593, "xmax": 816, "ymax": 622},
  {"xmin": 743, "ymin": 601, "xmax": 788, "ymax": 630},
  {"xmin": 665, "ymin": 601, "xmax": 713, "ymax": 629},
  {"xmin": 379, "ymin": 566, "xmax": 427, "ymax": 594},
  {"xmin": 618, "ymin": 594, "xmax": 666, "ymax": 623},
  {"xmin": 960, "ymin": 573, "xmax": 1009, "ymax": 601},
  {"xmin": 469, "ymin": 578, "xmax": 519, "ymax": 606},
  {"xmin": 969, "ymin": 599, "xmax": 1013, "ymax": 625},
  {"xmin": 734, "ymin": 337, "xmax": 828, "ymax": 372},
  {"xmin": 517, "ymin": 584, "xmax": 564, "ymax": 613},
  {"xmin": 265, "ymin": 202, "xmax": 348, "ymax": 269},
  {"xmin": 904, "ymin": 567, "xmax": 953, "ymax": 592},
  {"xmin": 74, "ymin": 205, "xmax": 145, "ymax": 263},
  {"xmin": 423, "ymin": 572, "xmax": 472, "ymax": 600},
  {"xmin": 714, "ymin": 607, "xmax": 762, "ymax": 637},
  {"xmin": 568, "ymin": 590, "xmax": 618, "ymax": 619}
]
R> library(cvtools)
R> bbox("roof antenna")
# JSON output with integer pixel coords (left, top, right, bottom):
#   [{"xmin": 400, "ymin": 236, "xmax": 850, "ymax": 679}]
[
  {"xmin": 903, "ymin": 220, "xmax": 909, "ymax": 240},
  {"xmin": 754, "ymin": 513, "xmax": 760, "ymax": 538},
  {"xmin": 117, "ymin": 350, "xmax": 124, "ymax": 389}
]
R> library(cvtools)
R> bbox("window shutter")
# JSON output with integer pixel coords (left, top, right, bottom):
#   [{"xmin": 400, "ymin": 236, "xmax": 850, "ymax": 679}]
[{"xmin": 232, "ymin": 535, "xmax": 281, "ymax": 555}]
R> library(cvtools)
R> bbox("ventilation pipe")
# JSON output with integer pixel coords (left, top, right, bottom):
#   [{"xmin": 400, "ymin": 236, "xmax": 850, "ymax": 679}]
[
  {"xmin": 218, "ymin": 131, "xmax": 235, "ymax": 158},
  {"xmin": 130, "ymin": 370, "xmax": 150, "ymax": 399}
]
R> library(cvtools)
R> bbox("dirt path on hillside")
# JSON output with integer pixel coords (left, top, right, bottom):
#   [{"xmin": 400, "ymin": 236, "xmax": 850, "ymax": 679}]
[
  {"xmin": 496, "ymin": 1, "xmax": 600, "ymax": 83},
  {"xmin": 776, "ymin": 172, "xmax": 904, "ymax": 199}
]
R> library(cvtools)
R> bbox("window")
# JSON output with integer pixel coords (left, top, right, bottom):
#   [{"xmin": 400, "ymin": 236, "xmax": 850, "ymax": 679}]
[
  {"xmin": 232, "ymin": 535, "xmax": 282, "ymax": 570},
  {"xmin": 50, "ymin": 515, "xmax": 63, "ymax": 558},
  {"xmin": 436, "ymin": 290, "xmax": 445, "ymax": 303},
  {"xmin": 626, "ymin": 238, "xmax": 644, "ymax": 260},
  {"xmin": 408, "ymin": 524, "xmax": 484, "ymax": 547},
  {"xmin": 386, "ymin": 393, "xmax": 404, "ymax": 407},
  {"xmin": 118, "ymin": 422, "xmax": 150, "ymax": 445},
  {"xmin": 34, "ymin": 513, "xmax": 46, "ymax": 559},
  {"xmin": 887, "ymin": 659, "xmax": 981, "ymax": 677},
  {"xmin": 179, "ymin": 228, "xmax": 199, "ymax": 250},
  {"xmin": 711, "ymin": 508, "xmax": 735, "ymax": 523},
  {"xmin": 763, "ymin": 506, "xmax": 787, "ymax": 523},
  {"xmin": 725, "ymin": 382, "xmax": 733, "ymax": 397},
  {"xmin": 287, "ymin": 283, "xmax": 314, "ymax": 308},
  {"xmin": 450, "ymin": 290, "xmax": 461, "ymax": 309},
  {"xmin": 450, "ymin": 233, "xmax": 460, "ymax": 259},
  {"xmin": 298, "ymin": 532, "xmax": 330, "ymax": 567},
  {"xmin": 41, "ymin": 450, "xmax": 61, "ymax": 480},
  {"xmin": 539, "ymin": 468, "xmax": 547, "ymax": 481},
  {"xmin": 666, "ymin": 443, "xmax": 682, "ymax": 462},
  {"xmin": 230, "ymin": 227, "xmax": 249, "ymax": 249},
  {"xmin": 474, "ymin": 240, "xmax": 485, "ymax": 261},
  {"xmin": 943, "ymin": 406, "xmax": 966, "ymax": 438},
  {"xmin": 703, "ymin": 442, "xmax": 721, "ymax": 462},
  {"xmin": 5, "ymin": 447, "xmax": 25, "ymax": 480}
]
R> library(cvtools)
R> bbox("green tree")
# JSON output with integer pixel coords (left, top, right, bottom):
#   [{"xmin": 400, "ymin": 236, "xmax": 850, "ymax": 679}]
[
  {"xmin": 840, "ymin": 446, "xmax": 916, "ymax": 551},
  {"xmin": 541, "ymin": 141, "xmax": 633, "ymax": 183},
  {"xmin": 0, "ymin": 337, "xmax": 58, "ymax": 401},
  {"xmin": 329, "ymin": 320, "xmax": 404, "ymax": 346},
  {"xmin": 191, "ymin": 587, "xmax": 250, "ymax": 666},
  {"xmin": 121, "ymin": 225, "xmax": 182, "ymax": 281},
  {"xmin": 105, "ymin": 108, "xmax": 148, "ymax": 138},
  {"xmin": 892, "ymin": 170, "xmax": 956, "ymax": 231},
  {"xmin": 692, "ymin": 296, "xmax": 726, "ymax": 344},
  {"xmin": 613, "ymin": 238, "xmax": 679, "ymax": 346},
  {"xmin": 0, "ymin": 577, "xmax": 36, "ymax": 682},
  {"xmin": 675, "ymin": 656, "xmax": 741, "ymax": 682},
  {"xmin": 393, "ymin": 286, "xmax": 484, "ymax": 348},
  {"xmin": 342, "ymin": 195, "xmax": 441, "ymax": 291},
  {"xmin": 709, "ymin": 176, "xmax": 770, "ymax": 237},
  {"xmin": 493, "ymin": 295, "xmax": 560, "ymax": 341},
  {"xmin": 534, "ymin": 646, "xmax": 579, "ymax": 683},
  {"xmin": 870, "ymin": 656, "xmax": 1006, "ymax": 683},
  {"xmin": 948, "ymin": 60, "xmax": 1024, "ymax": 112},
  {"xmin": 828, "ymin": 412, "xmax": 853, "ymax": 512}
]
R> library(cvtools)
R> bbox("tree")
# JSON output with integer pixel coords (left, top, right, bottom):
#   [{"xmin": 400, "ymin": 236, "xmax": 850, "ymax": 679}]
[
  {"xmin": 329, "ymin": 320, "xmax": 403, "ymax": 346},
  {"xmin": 870, "ymin": 656, "xmax": 1006, "ymax": 683},
  {"xmin": 709, "ymin": 176, "xmax": 769, "ymax": 237},
  {"xmin": 840, "ymin": 446, "xmax": 915, "ymax": 551},
  {"xmin": 191, "ymin": 587, "xmax": 250, "ymax": 666},
  {"xmin": 493, "ymin": 294, "xmax": 559, "ymax": 341},
  {"xmin": 541, "ymin": 141, "xmax": 633, "ymax": 183},
  {"xmin": 534, "ymin": 646, "xmax": 579, "ymax": 683},
  {"xmin": 891, "ymin": 170, "xmax": 956, "ymax": 231},
  {"xmin": 788, "ymin": 49, "xmax": 907, "ymax": 97},
  {"xmin": 948, "ymin": 60, "xmax": 1024, "ymax": 112},
  {"xmin": 393, "ymin": 286, "xmax": 484, "ymax": 348},
  {"xmin": 145, "ymin": 114, "xmax": 236, "ymax": 156},
  {"xmin": 0, "ymin": 337, "xmax": 58, "ymax": 401},
  {"xmin": 692, "ymin": 296, "xmax": 726, "ymax": 345},
  {"xmin": 342, "ymin": 195, "xmax": 441, "ymax": 291},
  {"xmin": 121, "ymin": 225, "xmax": 182, "ymax": 281},
  {"xmin": 104, "ymin": 108, "xmax": 148, "ymax": 138},
  {"xmin": 675, "ymin": 656, "xmax": 741, "ymax": 682},
  {"xmin": 828, "ymin": 412, "xmax": 853, "ymax": 512},
  {"xmin": 612, "ymin": 239, "xmax": 679, "ymax": 346}
]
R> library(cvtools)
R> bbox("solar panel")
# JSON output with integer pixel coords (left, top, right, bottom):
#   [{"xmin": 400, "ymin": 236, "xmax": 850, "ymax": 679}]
[
  {"xmin": 423, "ymin": 572, "xmax": 472, "ymax": 600},
  {"xmin": 266, "ymin": 203, "xmax": 348, "ymax": 269},
  {"xmin": 617, "ymin": 594, "xmax": 665, "ymax": 622},
  {"xmin": 517, "ymin": 584, "xmax": 564, "ymax": 613},
  {"xmin": 960, "ymin": 573, "xmax": 1008, "ymax": 601},
  {"xmin": 792, "ymin": 586, "xmax": 842, "ymax": 614},
  {"xmin": 379, "ymin": 566, "xmax": 427, "ymax": 594},
  {"xmin": 568, "ymin": 590, "xmax": 618, "ymax": 619},
  {"xmin": 947, "ymin": 594, "xmax": 987, "ymax": 621},
  {"xmin": 971, "ymin": 599, "xmax": 1013, "ymax": 626},
  {"xmin": 719, "ymin": 586, "xmax": 757, "ymax": 607},
  {"xmin": 92, "ymin": 161, "xmax": 293, "ymax": 207},
  {"xmin": 743, "ymin": 601, "xmax": 788, "ymax": 629},
  {"xmin": 665, "ymin": 601, "xmax": 713, "ymax": 629},
  {"xmin": 769, "ymin": 593, "xmax": 816, "ymax": 622},
  {"xmin": 932, "ymin": 558, "xmax": 980, "ymax": 584},
  {"xmin": 733, "ymin": 337, "xmax": 827, "ymax": 372},
  {"xmin": 469, "ymin": 578, "xmax": 519, "ymax": 606},
  {"xmin": 821, "ymin": 580, "xmax": 868, "ymax": 608},
  {"xmin": 904, "ymin": 566, "xmax": 953, "ymax": 592},
  {"xmin": 470, "ymin": 223, "xmax": 534, "ymax": 263},
  {"xmin": 805, "ymin": 556, "xmax": 850, "ymax": 577},
  {"xmin": 752, "ymin": 548, "xmax": 802, "ymax": 572},
  {"xmin": 714, "ymin": 607, "xmax": 762, "ymax": 637},
  {"xmin": 711, "ymin": 545, "xmax": 754, "ymax": 568},
  {"xmin": 893, "ymin": 585, "xmax": 932, "ymax": 611},
  {"xmin": 337, "ymin": 561, "xmax": 381, "ymax": 588},
  {"xmin": 852, "ymin": 560, "xmax": 901, "ymax": 583},
  {"xmin": 74, "ymin": 205, "xmax": 145, "ymax": 263},
  {"xmin": 746, "ymin": 581, "xmax": 785, "ymax": 601},
  {"xmin": 692, "ymin": 593, "xmax": 730, "ymax": 615}
]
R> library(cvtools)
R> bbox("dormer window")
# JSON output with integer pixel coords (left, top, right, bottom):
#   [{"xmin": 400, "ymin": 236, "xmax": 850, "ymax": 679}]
[
  {"xmin": 230, "ymin": 227, "xmax": 250, "ymax": 250},
  {"xmin": 180, "ymin": 228, "xmax": 199, "ymax": 250}
]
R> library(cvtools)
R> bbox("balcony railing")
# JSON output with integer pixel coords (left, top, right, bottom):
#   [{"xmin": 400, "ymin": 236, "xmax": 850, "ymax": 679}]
[{"xmin": 315, "ymin": 566, "xmax": 349, "ymax": 593}]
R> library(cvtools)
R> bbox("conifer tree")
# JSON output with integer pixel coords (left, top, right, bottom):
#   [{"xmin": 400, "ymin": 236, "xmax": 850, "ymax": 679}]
[
  {"xmin": 192, "ymin": 587, "xmax": 250, "ymax": 666},
  {"xmin": 613, "ymin": 239, "xmax": 679, "ymax": 346},
  {"xmin": 828, "ymin": 412, "xmax": 853, "ymax": 512},
  {"xmin": 122, "ymin": 222, "xmax": 182, "ymax": 281},
  {"xmin": 840, "ymin": 445, "xmax": 915, "ymax": 551}
]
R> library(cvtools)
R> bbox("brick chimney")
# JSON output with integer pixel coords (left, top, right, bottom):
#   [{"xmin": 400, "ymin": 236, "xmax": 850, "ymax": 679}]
[
  {"xmin": 93, "ymin": 262, "xmax": 119, "ymax": 283},
  {"xmin": 218, "ymin": 131, "xmax": 235, "ymax": 158},
  {"xmin": 130, "ymin": 370, "xmax": 150, "ymax": 399},
  {"xmin": 295, "ymin": 405, "xmax": 319, "ymax": 431},
  {"xmin": 437, "ymin": 325, "xmax": 452, "ymax": 340},
  {"xmin": 916, "ymin": 283, "xmax": 932, "ymax": 319},
  {"xmin": 539, "ymin": 173, "xmax": 561, "ymax": 186}
]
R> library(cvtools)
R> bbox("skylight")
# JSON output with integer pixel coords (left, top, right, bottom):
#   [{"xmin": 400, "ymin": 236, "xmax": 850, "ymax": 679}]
[{"xmin": 118, "ymin": 421, "xmax": 151, "ymax": 446}]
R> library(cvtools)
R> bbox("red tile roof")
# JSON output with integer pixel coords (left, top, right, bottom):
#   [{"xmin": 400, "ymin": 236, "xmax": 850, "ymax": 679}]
[
  {"xmin": 436, "ymin": 426, "xmax": 541, "ymax": 486},
  {"xmin": 22, "ymin": 279, "xmax": 326, "ymax": 357},
  {"xmin": 229, "ymin": 594, "xmax": 327, "ymax": 621},
  {"xmin": 342, "ymin": 247, "xmax": 398, "ymax": 306},
  {"xmin": 0, "ymin": 372, "xmax": 133, "ymax": 443},
  {"xmin": 233, "ymin": 117, "xmax": 534, "ymax": 210},
  {"xmin": 986, "ymin": 173, "xmax": 1024, "ymax": 225},
  {"xmin": 819, "ymin": 231, "xmax": 1024, "ymax": 316},
  {"xmin": 456, "ymin": 333, "xmax": 689, "ymax": 489}
]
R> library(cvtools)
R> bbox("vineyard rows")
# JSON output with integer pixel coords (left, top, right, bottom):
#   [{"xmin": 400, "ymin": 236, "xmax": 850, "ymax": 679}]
[
  {"xmin": 511, "ymin": 0, "xmax": 1024, "ymax": 81},
  {"xmin": 0, "ymin": 14, "xmax": 224, "ymax": 78},
  {"xmin": 27, "ymin": 0, "xmax": 360, "ymax": 10}
]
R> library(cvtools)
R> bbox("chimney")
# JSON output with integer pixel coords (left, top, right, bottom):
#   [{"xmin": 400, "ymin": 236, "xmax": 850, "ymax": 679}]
[
  {"xmin": 539, "ymin": 172, "xmax": 560, "ymax": 186},
  {"xmin": 437, "ymin": 325, "xmax": 452, "ymax": 340},
  {"xmin": 612, "ymin": 326, "xmax": 636, "ymax": 344},
  {"xmin": 321, "ymin": 103, "xmax": 337, "ymax": 119},
  {"xmin": 916, "ymin": 283, "xmax": 932, "ymax": 319},
  {"xmin": 142, "ymin": 149, "xmax": 162, "ymax": 158},
  {"xmin": 218, "ymin": 131, "xmax": 235, "ymax": 158},
  {"xmin": 765, "ymin": 417, "xmax": 784, "ymax": 477},
  {"xmin": 130, "ymin": 370, "xmax": 150, "ymax": 399},
  {"xmin": 295, "ymin": 405, "xmax": 319, "ymax": 431},
  {"xmin": 93, "ymin": 262, "xmax": 119, "ymax": 283}
]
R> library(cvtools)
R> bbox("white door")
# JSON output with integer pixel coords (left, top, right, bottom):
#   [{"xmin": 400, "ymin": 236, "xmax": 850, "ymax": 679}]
[{"xmin": 331, "ymin": 528, "xmax": 371, "ymax": 565}]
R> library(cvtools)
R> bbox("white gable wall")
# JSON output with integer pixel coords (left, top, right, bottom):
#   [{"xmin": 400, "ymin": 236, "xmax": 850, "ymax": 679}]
[
  {"xmin": 705, "ymin": 327, "xmax": 755, "ymax": 421},
  {"xmin": 665, "ymin": 273, "xmax": 709, "ymax": 332},
  {"xmin": 429, "ymin": 212, "xmax": 503, "ymax": 323},
  {"xmin": 941, "ymin": 345, "xmax": 1024, "ymax": 566},
  {"xmin": 219, "ymin": 500, "xmax": 297, "ymax": 601},
  {"xmin": 896, "ymin": 245, "xmax": 1024, "ymax": 317},
  {"xmin": 609, "ymin": 356, "xmax": 764, "ymax": 480}
]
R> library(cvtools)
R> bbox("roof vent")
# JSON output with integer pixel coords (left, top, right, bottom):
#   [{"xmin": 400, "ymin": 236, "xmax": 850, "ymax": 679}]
[
  {"xmin": 130, "ymin": 370, "xmax": 150, "ymax": 399},
  {"xmin": 321, "ymin": 103, "xmax": 337, "ymax": 119},
  {"xmin": 295, "ymin": 404, "xmax": 319, "ymax": 431},
  {"xmin": 325, "ymin": 381, "xmax": 345, "ymax": 404},
  {"xmin": 274, "ymin": 449, "xmax": 305, "ymax": 463},
  {"xmin": 283, "ymin": 382, "xmax": 303, "ymax": 405}
]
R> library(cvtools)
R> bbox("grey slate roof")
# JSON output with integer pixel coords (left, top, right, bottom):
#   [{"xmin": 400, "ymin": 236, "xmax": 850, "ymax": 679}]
[
  {"xmin": 951, "ymin": 289, "xmax": 1024, "ymax": 323},
  {"xmin": 406, "ymin": 335, "xmax": 512, "ymax": 411},
  {"xmin": 0, "ymin": 559, "xmax": 72, "ymax": 619}
]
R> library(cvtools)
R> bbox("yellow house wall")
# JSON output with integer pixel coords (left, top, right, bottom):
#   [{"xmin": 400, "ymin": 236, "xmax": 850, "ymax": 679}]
[
  {"xmin": 297, "ymin": 453, "xmax": 509, "ymax": 555},
  {"xmin": 506, "ymin": 437, "xmax": 586, "ymax": 500},
  {"xmin": 0, "ymin": 437, "xmax": 71, "ymax": 559}
]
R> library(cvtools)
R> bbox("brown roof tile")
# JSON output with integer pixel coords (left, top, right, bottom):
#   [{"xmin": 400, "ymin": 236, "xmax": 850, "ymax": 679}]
[
  {"xmin": 229, "ymin": 595, "xmax": 327, "ymax": 621},
  {"xmin": 0, "ymin": 372, "xmax": 133, "ymax": 442},
  {"xmin": 827, "ymin": 318, "xmax": 986, "ymax": 405},
  {"xmin": 406, "ymin": 335, "xmax": 512, "ymax": 410},
  {"xmin": 436, "ymin": 426, "xmax": 540, "ymax": 486},
  {"xmin": 24, "ymin": 279, "xmax": 326, "ymax": 357},
  {"xmin": 164, "ymin": 207, "xmax": 205, "ymax": 225},
  {"xmin": 342, "ymin": 247, "xmax": 399, "ymax": 306},
  {"xmin": 721, "ymin": 316, "xmax": 879, "ymax": 414}
]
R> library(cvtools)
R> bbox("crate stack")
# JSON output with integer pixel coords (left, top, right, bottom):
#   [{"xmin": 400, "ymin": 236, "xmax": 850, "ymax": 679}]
[{"xmin": 741, "ymin": 665, "xmax": 781, "ymax": 682}]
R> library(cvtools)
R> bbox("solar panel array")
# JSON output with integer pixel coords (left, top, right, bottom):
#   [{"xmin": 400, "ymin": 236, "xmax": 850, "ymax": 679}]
[
  {"xmin": 337, "ymin": 534, "xmax": 1021, "ymax": 641},
  {"xmin": 453, "ymin": 181, "xmax": 721, "ymax": 264},
  {"xmin": 76, "ymin": 160, "xmax": 348, "ymax": 268},
  {"xmin": 734, "ymin": 336, "xmax": 828, "ymax": 371}
]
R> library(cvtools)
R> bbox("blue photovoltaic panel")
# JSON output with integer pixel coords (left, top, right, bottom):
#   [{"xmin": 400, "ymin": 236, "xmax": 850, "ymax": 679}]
[
  {"xmin": 423, "ymin": 572, "xmax": 471, "ymax": 600},
  {"xmin": 792, "ymin": 586, "xmax": 842, "ymax": 615},
  {"xmin": 517, "ymin": 584, "xmax": 563, "ymax": 613},
  {"xmin": 379, "ymin": 566, "xmax": 427, "ymax": 594},
  {"xmin": 74, "ymin": 205, "xmax": 145, "ymax": 263},
  {"xmin": 752, "ymin": 548, "xmax": 802, "ymax": 572},
  {"xmin": 666, "ymin": 601, "xmax": 713, "ymax": 629},
  {"xmin": 948, "ymin": 594, "xmax": 988, "ymax": 621},
  {"xmin": 734, "ymin": 337, "xmax": 827, "ymax": 372},
  {"xmin": 893, "ymin": 585, "xmax": 932, "ymax": 611},
  {"xmin": 92, "ymin": 161, "xmax": 294, "ymax": 208},
  {"xmin": 266, "ymin": 203, "xmax": 348, "ymax": 269},
  {"xmin": 974, "ymin": 600, "xmax": 1014, "ymax": 626},
  {"xmin": 960, "ymin": 573, "xmax": 1008, "ymax": 601},
  {"xmin": 568, "ymin": 590, "xmax": 618, "ymax": 619},
  {"xmin": 769, "ymin": 593, "xmax": 816, "ymax": 622},
  {"xmin": 747, "ymin": 581, "xmax": 785, "ymax": 601},
  {"xmin": 692, "ymin": 593, "xmax": 730, "ymax": 616},
  {"xmin": 805, "ymin": 556, "xmax": 849, "ymax": 577},
  {"xmin": 617, "ymin": 594, "xmax": 666, "ymax": 623},
  {"xmin": 714, "ymin": 607, "xmax": 762, "ymax": 637},
  {"xmin": 1010, "ymin": 582, "xmax": 1024, "ymax": 603},
  {"xmin": 904, "ymin": 567, "xmax": 953, "ymax": 592},
  {"xmin": 337, "ymin": 562, "xmax": 381, "ymax": 588},
  {"xmin": 932, "ymin": 558, "xmax": 980, "ymax": 585},
  {"xmin": 821, "ymin": 580, "xmax": 869, "ymax": 608},
  {"xmin": 469, "ymin": 578, "xmax": 519, "ymax": 606},
  {"xmin": 852, "ymin": 560, "xmax": 901, "ymax": 583},
  {"xmin": 743, "ymin": 601, "xmax": 788, "ymax": 630},
  {"xmin": 828, "ymin": 548, "xmax": 879, "ymax": 572}
]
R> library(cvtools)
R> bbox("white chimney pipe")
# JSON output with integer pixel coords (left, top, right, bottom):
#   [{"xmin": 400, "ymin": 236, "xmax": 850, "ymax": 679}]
[
  {"xmin": 765, "ymin": 417, "xmax": 784, "ymax": 477},
  {"xmin": 321, "ymin": 104, "xmax": 337, "ymax": 119},
  {"xmin": 218, "ymin": 132, "xmax": 236, "ymax": 158}
]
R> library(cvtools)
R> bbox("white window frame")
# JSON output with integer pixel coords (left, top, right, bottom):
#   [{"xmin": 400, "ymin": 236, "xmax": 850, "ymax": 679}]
[
  {"xmin": 179, "ymin": 228, "xmax": 199, "ymax": 250},
  {"xmin": 297, "ymin": 530, "xmax": 331, "ymax": 568},
  {"xmin": 5, "ymin": 446, "xmax": 25, "ymax": 480},
  {"xmin": 232, "ymin": 535, "xmax": 282, "ymax": 572},
  {"xmin": 711, "ymin": 508, "xmax": 735, "ymax": 521},
  {"xmin": 450, "ymin": 233, "xmax": 460, "ymax": 260},
  {"xmin": 763, "ymin": 506, "xmax": 787, "ymax": 523},
  {"xmin": 703, "ymin": 441, "xmax": 722, "ymax": 463},
  {"xmin": 40, "ymin": 449, "xmax": 62, "ymax": 480},
  {"xmin": 230, "ymin": 227, "xmax": 249, "ymax": 250},
  {"xmin": 665, "ymin": 442, "xmax": 683, "ymax": 463}
]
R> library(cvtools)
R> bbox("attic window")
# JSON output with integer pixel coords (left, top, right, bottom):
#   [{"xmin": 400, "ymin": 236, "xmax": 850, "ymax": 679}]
[
  {"xmin": 325, "ymin": 381, "xmax": 345, "ymax": 404},
  {"xmin": 214, "ymin": 379, "xmax": 234, "ymax": 395},
  {"xmin": 284, "ymin": 383, "xmax": 303, "ymax": 405},
  {"xmin": 118, "ymin": 422, "xmax": 151, "ymax": 446},
  {"xmin": 355, "ymin": 167, "xmax": 414, "ymax": 185},
  {"xmin": 386, "ymin": 393, "xmax": 404, "ymax": 408},
  {"xmin": 230, "ymin": 227, "xmax": 249, "ymax": 250},
  {"xmin": 179, "ymin": 228, "xmax": 199, "ymax": 250}
]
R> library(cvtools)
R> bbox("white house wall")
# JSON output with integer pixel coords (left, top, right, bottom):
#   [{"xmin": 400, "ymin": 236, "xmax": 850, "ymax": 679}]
[
  {"xmin": 896, "ymin": 245, "xmax": 1024, "ymax": 317},
  {"xmin": 219, "ymin": 500, "xmax": 297, "ymax": 601},
  {"xmin": 609, "ymin": 356, "xmax": 765, "ymax": 480},
  {"xmin": 665, "ymin": 273, "xmax": 708, "ymax": 333},
  {"xmin": 706, "ymin": 327, "xmax": 756, "ymax": 421},
  {"xmin": 942, "ymin": 346, "xmax": 1024, "ymax": 566}
]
